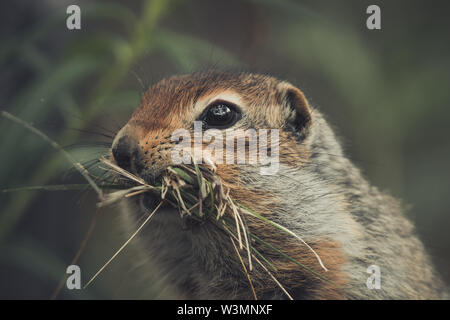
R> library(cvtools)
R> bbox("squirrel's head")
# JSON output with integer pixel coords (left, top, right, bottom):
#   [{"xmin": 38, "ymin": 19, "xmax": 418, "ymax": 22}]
[
  {"xmin": 111, "ymin": 71, "xmax": 313, "ymax": 182},
  {"xmin": 109, "ymin": 72, "xmax": 446, "ymax": 300},
  {"xmin": 110, "ymin": 72, "xmax": 352, "ymax": 299}
]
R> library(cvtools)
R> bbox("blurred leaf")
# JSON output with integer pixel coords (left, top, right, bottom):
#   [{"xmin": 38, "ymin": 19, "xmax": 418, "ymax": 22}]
[
  {"xmin": 155, "ymin": 29, "xmax": 243, "ymax": 71},
  {"xmin": 0, "ymin": 56, "xmax": 104, "ymax": 183},
  {"xmin": 0, "ymin": 237, "xmax": 95, "ymax": 299},
  {"xmin": 248, "ymin": 0, "xmax": 326, "ymax": 22},
  {"xmin": 82, "ymin": 2, "xmax": 138, "ymax": 34},
  {"xmin": 102, "ymin": 89, "xmax": 142, "ymax": 113}
]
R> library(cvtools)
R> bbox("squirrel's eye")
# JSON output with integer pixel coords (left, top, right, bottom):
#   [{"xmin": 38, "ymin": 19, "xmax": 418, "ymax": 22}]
[{"xmin": 199, "ymin": 101, "xmax": 241, "ymax": 129}]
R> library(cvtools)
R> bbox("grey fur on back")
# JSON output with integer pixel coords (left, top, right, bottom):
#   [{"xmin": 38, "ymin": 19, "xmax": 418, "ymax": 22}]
[{"xmin": 297, "ymin": 109, "xmax": 447, "ymax": 299}]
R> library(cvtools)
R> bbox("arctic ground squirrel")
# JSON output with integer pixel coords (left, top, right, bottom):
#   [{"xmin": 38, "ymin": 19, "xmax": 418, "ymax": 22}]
[{"xmin": 109, "ymin": 71, "xmax": 447, "ymax": 299}]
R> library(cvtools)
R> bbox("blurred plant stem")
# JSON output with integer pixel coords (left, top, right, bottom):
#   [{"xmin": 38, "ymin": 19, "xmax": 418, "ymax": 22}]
[{"xmin": 0, "ymin": 0, "xmax": 173, "ymax": 245}]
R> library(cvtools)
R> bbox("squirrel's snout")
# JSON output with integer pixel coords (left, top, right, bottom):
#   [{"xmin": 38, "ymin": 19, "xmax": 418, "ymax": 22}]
[
  {"xmin": 111, "ymin": 135, "xmax": 138, "ymax": 173},
  {"xmin": 111, "ymin": 131, "xmax": 170, "ymax": 184}
]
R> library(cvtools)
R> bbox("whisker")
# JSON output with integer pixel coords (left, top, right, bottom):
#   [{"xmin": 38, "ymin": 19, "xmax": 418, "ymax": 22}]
[
  {"xmin": 63, "ymin": 142, "xmax": 112, "ymax": 149},
  {"xmin": 0, "ymin": 111, "xmax": 103, "ymax": 199}
]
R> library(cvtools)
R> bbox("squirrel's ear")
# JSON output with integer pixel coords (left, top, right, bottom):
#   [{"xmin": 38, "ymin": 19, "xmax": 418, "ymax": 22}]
[{"xmin": 279, "ymin": 83, "xmax": 312, "ymax": 134}]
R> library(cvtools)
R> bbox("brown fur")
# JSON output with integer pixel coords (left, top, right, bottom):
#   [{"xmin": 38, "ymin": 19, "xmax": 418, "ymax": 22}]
[{"xmin": 111, "ymin": 71, "xmax": 447, "ymax": 299}]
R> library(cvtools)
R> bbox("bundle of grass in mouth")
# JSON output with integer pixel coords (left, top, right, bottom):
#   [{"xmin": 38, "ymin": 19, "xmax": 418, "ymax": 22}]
[{"xmin": 96, "ymin": 157, "xmax": 332, "ymax": 299}]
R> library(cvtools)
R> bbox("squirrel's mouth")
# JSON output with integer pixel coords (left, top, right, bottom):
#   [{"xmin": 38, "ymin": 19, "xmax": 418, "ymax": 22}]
[
  {"xmin": 103, "ymin": 156, "xmax": 217, "ymax": 227},
  {"xmin": 139, "ymin": 193, "xmax": 204, "ymax": 230},
  {"xmin": 139, "ymin": 193, "xmax": 161, "ymax": 212}
]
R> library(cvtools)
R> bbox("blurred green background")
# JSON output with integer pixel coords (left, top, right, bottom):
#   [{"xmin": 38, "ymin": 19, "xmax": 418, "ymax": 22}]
[{"xmin": 0, "ymin": 0, "xmax": 449, "ymax": 299}]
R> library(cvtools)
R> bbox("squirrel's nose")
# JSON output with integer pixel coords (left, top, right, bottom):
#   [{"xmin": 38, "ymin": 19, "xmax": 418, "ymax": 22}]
[{"xmin": 112, "ymin": 135, "xmax": 137, "ymax": 173}]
